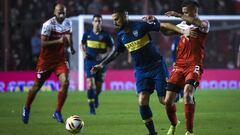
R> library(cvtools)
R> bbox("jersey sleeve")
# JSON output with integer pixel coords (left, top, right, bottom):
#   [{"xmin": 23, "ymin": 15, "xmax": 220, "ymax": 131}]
[
  {"xmin": 141, "ymin": 19, "xmax": 161, "ymax": 33},
  {"xmin": 81, "ymin": 32, "xmax": 88, "ymax": 44},
  {"xmin": 116, "ymin": 36, "xmax": 126, "ymax": 53},
  {"xmin": 41, "ymin": 22, "xmax": 52, "ymax": 37},
  {"xmin": 199, "ymin": 20, "xmax": 210, "ymax": 33},
  {"xmin": 69, "ymin": 20, "xmax": 73, "ymax": 33}
]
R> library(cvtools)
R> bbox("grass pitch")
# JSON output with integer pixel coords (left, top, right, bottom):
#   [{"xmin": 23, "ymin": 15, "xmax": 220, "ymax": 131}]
[{"xmin": 0, "ymin": 90, "xmax": 240, "ymax": 135}]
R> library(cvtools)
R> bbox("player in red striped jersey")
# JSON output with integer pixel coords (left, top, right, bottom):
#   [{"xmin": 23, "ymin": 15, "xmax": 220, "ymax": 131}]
[
  {"xmin": 22, "ymin": 3, "xmax": 75, "ymax": 124},
  {"xmin": 163, "ymin": 0, "xmax": 210, "ymax": 135}
]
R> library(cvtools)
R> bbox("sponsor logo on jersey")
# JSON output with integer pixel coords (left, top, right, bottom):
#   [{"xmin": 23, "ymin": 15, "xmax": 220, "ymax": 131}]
[
  {"xmin": 125, "ymin": 34, "xmax": 150, "ymax": 52},
  {"xmin": 87, "ymin": 40, "xmax": 107, "ymax": 49}
]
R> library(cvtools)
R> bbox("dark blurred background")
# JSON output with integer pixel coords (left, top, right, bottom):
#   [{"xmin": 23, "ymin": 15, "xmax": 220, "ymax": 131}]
[{"xmin": 1, "ymin": 0, "xmax": 240, "ymax": 71}]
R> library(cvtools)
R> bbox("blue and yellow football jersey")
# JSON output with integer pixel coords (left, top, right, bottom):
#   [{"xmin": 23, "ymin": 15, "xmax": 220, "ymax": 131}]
[
  {"xmin": 116, "ymin": 20, "xmax": 162, "ymax": 70},
  {"xmin": 82, "ymin": 30, "xmax": 114, "ymax": 61}
]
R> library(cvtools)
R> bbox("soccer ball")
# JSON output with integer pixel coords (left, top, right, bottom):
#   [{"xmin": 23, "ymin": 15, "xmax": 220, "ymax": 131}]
[{"xmin": 65, "ymin": 115, "xmax": 84, "ymax": 134}]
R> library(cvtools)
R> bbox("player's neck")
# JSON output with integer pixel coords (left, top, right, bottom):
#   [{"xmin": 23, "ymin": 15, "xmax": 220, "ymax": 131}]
[{"xmin": 93, "ymin": 28, "xmax": 101, "ymax": 34}]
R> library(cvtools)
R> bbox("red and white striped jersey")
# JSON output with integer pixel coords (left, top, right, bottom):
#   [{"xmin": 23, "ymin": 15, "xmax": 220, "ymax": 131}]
[
  {"xmin": 37, "ymin": 17, "xmax": 72, "ymax": 70},
  {"xmin": 176, "ymin": 20, "xmax": 210, "ymax": 67}
]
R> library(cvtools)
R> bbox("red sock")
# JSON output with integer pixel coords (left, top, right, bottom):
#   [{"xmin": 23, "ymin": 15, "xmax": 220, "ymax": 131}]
[
  {"xmin": 184, "ymin": 104, "xmax": 195, "ymax": 133},
  {"xmin": 56, "ymin": 91, "xmax": 67, "ymax": 112},
  {"xmin": 166, "ymin": 104, "xmax": 178, "ymax": 126},
  {"xmin": 25, "ymin": 90, "xmax": 38, "ymax": 111}
]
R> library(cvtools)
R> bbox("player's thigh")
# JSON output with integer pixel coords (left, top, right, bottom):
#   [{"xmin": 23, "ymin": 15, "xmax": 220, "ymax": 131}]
[
  {"xmin": 35, "ymin": 69, "xmax": 53, "ymax": 85},
  {"xmin": 84, "ymin": 60, "xmax": 97, "ymax": 78},
  {"xmin": 95, "ymin": 68, "xmax": 106, "ymax": 84},
  {"xmin": 86, "ymin": 77, "xmax": 95, "ymax": 89},
  {"xmin": 184, "ymin": 65, "xmax": 202, "ymax": 88},
  {"xmin": 55, "ymin": 62, "xmax": 69, "ymax": 84},
  {"xmin": 154, "ymin": 67, "xmax": 168, "ymax": 97},
  {"xmin": 135, "ymin": 70, "xmax": 155, "ymax": 95},
  {"xmin": 168, "ymin": 67, "xmax": 185, "ymax": 93}
]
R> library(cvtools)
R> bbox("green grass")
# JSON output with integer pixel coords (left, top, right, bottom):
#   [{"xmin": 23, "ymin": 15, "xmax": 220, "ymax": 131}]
[{"xmin": 0, "ymin": 90, "xmax": 240, "ymax": 135}]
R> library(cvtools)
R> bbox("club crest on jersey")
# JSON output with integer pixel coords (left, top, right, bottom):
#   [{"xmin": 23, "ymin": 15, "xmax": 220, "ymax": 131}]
[{"xmin": 133, "ymin": 30, "xmax": 138, "ymax": 37}]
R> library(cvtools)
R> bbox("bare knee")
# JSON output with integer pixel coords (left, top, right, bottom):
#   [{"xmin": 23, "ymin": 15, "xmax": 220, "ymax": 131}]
[
  {"xmin": 164, "ymin": 91, "xmax": 177, "ymax": 107},
  {"xmin": 184, "ymin": 84, "xmax": 195, "ymax": 104},
  {"xmin": 139, "ymin": 92, "xmax": 150, "ymax": 106},
  {"xmin": 87, "ymin": 78, "xmax": 95, "ymax": 89},
  {"xmin": 158, "ymin": 97, "xmax": 165, "ymax": 105}
]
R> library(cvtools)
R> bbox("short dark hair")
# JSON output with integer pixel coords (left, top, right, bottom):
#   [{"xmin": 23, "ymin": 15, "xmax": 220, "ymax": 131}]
[
  {"xmin": 112, "ymin": 7, "xmax": 127, "ymax": 15},
  {"xmin": 181, "ymin": 0, "xmax": 199, "ymax": 7},
  {"xmin": 93, "ymin": 14, "xmax": 102, "ymax": 20}
]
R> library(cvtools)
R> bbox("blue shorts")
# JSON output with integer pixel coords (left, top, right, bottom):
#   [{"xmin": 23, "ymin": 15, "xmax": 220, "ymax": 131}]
[
  {"xmin": 84, "ymin": 59, "xmax": 106, "ymax": 82},
  {"xmin": 135, "ymin": 61, "xmax": 168, "ymax": 97}
]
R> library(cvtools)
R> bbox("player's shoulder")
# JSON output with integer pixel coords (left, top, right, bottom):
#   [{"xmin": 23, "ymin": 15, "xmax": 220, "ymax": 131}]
[
  {"xmin": 83, "ymin": 30, "xmax": 91, "ymax": 36},
  {"xmin": 63, "ymin": 18, "xmax": 72, "ymax": 26},
  {"xmin": 43, "ymin": 17, "xmax": 56, "ymax": 26},
  {"xmin": 101, "ymin": 30, "xmax": 111, "ymax": 36}
]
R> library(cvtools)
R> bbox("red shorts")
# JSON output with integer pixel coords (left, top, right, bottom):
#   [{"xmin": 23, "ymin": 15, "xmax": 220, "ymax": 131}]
[
  {"xmin": 168, "ymin": 65, "xmax": 202, "ymax": 92},
  {"xmin": 35, "ymin": 61, "xmax": 69, "ymax": 83}
]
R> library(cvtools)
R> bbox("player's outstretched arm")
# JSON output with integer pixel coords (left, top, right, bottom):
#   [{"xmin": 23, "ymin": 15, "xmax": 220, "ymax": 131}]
[
  {"xmin": 160, "ymin": 23, "xmax": 197, "ymax": 38},
  {"xmin": 165, "ymin": 11, "xmax": 208, "ymax": 29},
  {"xmin": 91, "ymin": 48, "xmax": 120, "ymax": 74},
  {"xmin": 41, "ymin": 35, "xmax": 66, "ymax": 48},
  {"xmin": 142, "ymin": 15, "xmax": 196, "ymax": 37}
]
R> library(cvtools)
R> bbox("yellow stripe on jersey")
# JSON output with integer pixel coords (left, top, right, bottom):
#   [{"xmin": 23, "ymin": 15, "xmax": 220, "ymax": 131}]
[
  {"xmin": 125, "ymin": 34, "xmax": 150, "ymax": 52},
  {"xmin": 87, "ymin": 40, "xmax": 107, "ymax": 49}
]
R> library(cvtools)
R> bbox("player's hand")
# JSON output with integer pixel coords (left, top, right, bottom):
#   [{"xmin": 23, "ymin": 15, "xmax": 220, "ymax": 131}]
[
  {"xmin": 82, "ymin": 52, "xmax": 88, "ymax": 59},
  {"xmin": 181, "ymin": 29, "xmax": 199, "ymax": 38},
  {"xmin": 165, "ymin": 11, "xmax": 182, "ymax": 18},
  {"xmin": 58, "ymin": 36, "xmax": 66, "ymax": 44},
  {"xmin": 142, "ymin": 15, "xmax": 156, "ymax": 22},
  {"xmin": 90, "ymin": 64, "xmax": 103, "ymax": 74},
  {"xmin": 189, "ymin": 29, "xmax": 199, "ymax": 38},
  {"xmin": 70, "ymin": 47, "xmax": 76, "ymax": 55}
]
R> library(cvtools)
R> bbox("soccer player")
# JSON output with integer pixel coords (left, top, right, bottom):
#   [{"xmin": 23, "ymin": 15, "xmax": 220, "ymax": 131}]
[
  {"xmin": 91, "ymin": 8, "xmax": 191, "ymax": 135},
  {"xmin": 22, "ymin": 3, "xmax": 75, "ymax": 124},
  {"xmin": 163, "ymin": 0, "xmax": 210, "ymax": 134},
  {"xmin": 80, "ymin": 14, "xmax": 114, "ymax": 115}
]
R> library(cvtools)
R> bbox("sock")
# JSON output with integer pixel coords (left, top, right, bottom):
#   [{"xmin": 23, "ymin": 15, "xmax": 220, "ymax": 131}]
[
  {"xmin": 25, "ymin": 90, "xmax": 38, "ymax": 111},
  {"xmin": 139, "ymin": 105, "xmax": 156, "ymax": 134},
  {"xmin": 184, "ymin": 104, "xmax": 195, "ymax": 133},
  {"xmin": 87, "ymin": 89, "xmax": 96, "ymax": 109},
  {"xmin": 56, "ymin": 91, "xmax": 68, "ymax": 112},
  {"xmin": 165, "ymin": 104, "xmax": 178, "ymax": 126},
  {"xmin": 95, "ymin": 89, "xmax": 101, "ymax": 106}
]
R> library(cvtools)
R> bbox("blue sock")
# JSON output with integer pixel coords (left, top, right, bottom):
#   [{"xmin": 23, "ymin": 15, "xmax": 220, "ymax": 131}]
[
  {"xmin": 139, "ymin": 105, "xmax": 156, "ymax": 134},
  {"xmin": 87, "ymin": 89, "xmax": 96, "ymax": 109}
]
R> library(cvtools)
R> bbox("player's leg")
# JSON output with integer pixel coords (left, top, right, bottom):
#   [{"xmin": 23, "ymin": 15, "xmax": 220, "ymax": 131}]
[
  {"xmin": 165, "ymin": 68, "xmax": 184, "ymax": 135},
  {"xmin": 53, "ymin": 62, "xmax": 70, "ymax": 123},
  {"xmin": 136, "ymin": 69, "xmax": 157, "ymax": 135},
  {"xmin": 183, "ymin": 83, "xmax": 195, "ymax": 134},
  {"xmin": 94, "ymin": 70, "xmax": 105, "ymax": 108},
  {"xmin": 139, "ymin": 91, "xmax": 157, "ymax": 135},
  {"xmin": 183, "ymin": 65, "xmax": 201, "ymax": 134},
  {"xmin": 22, "ymin": 70, "xmax": 51, "ymax": 124},
  {"xmin": 95, "ymin": 81, "xmax": 102, "ymax": 108},
  {"xmin": 86, "ymin": 77, "xmax": 96, "ymax": 115},
  {"xmin": 53, "ymin": 72, "xmax": 69, "ymax": 123},
  {"xmin": 84, "ymin": 60, "xmax": 97, "ymax": 115}
]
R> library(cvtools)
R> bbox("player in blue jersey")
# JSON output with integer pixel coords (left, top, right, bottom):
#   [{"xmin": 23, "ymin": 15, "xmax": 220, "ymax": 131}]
[
  {"xmin": 80, "ymin": 14, "xmax": 114, "ymax": 115},
  {"xmin": 91, "ymin": 8, "xmax": 191, "ymax": 135}
]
